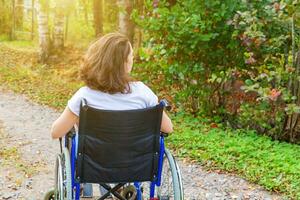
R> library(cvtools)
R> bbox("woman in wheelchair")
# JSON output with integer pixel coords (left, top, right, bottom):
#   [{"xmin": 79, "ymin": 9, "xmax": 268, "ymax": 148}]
[{"xmin": 47, "ymin": 33, "xmax": 183, "ymax": 200}]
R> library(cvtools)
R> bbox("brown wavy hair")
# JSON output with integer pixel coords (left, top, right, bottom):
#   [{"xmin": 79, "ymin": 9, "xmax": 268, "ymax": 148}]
[{"xmin": 80, "ymin": 33, "xmax": 133, "ymax": 94}]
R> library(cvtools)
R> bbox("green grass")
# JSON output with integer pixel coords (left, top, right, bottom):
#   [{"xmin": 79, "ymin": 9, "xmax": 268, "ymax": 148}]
[
  {"xmin": 0, "ymin": 40, "xmax": 37, "ymax": 52},
  {"xmin": 0, "ymin": 46, "xmax": 300, "ymax": 199},
  {"xmin": 170, "ymin": 116, "xmax": 300, "ymax": 198},
  {"xmin": 0, "ymin": 65, "xmax": 82, "ymax": 109},
  {"xmin": 0, "ymin": 34, "xmax": 10, "ymax": 41}
]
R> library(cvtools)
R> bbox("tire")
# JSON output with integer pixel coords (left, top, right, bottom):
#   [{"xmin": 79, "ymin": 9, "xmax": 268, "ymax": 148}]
[
  {"xmin": 44, "ymin": 189, "xmax": 55, "ymax": 200},
  {"xmin": 157, "ymin": 148, "xmax": 184, "ymax": 200},
  {"xmin": 54, "ymin": 148, "xmax": 72, "ymax": 200},
  {"xmin": 140, "ymin": 148, "xmax": 184, "ymax": 200}
]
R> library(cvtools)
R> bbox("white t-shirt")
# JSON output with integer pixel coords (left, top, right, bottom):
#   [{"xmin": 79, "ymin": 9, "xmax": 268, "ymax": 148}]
[{"xmin": 67, "ymin": 81, "xmax": 158, "ymax": 116}]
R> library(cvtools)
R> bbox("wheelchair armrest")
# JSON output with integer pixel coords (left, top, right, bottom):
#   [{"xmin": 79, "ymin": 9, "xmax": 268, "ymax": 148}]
[
  {"xmin": 160, "ymin": 132, "xmax": 169, "ymax": 137},
  {"xmin": 61, "ymin": 127, "xmax": 76, "ymax": 152}
]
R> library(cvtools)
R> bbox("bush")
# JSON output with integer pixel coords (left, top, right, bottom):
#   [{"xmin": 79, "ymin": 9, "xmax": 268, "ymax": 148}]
[
  {"xmin": 229, "ymin": 1, "xmax": 300, "ymax": 142},
  {"xmin": 133, "ymin": 0, "xmax": 245, "ymax": 113},
  {"xmin": 133, "ymin": 0, "xmax": 300, "ymax": 142}
]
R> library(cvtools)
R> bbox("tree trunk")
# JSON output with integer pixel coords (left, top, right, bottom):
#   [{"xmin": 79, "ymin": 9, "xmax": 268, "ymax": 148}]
[
  {"xmin": 167, "ymin": 0, "xmax": 176, "ymax": 7},
  {"xmin": 53, "ymin": 2, "xmax": 64, "ymax": 49},
  {"xmin": 80, "ymin": 0, "xmax": 89, "ymax": 25},
  {"xmin": 118, "ymin": 0, "xmax": 135, "ymax": 44},
  {"xmin": 11, "ymin": 0, "xmax": 16, "ymax": 40},
  {"xmin": 0, "ymin": 0, "xmax": 14, "ymax": 39},
  {"xmin": 93, "ymin": 0, "xmax": 103, "ymax": 37},
  {"xmin": 284, "ymin": 14, "xmax": 300, "ymax": 142},
  {"xmin": 104, "ymin": 0, "xmax": 118, "ymax": 31},
  {"xmin": 31, "ymin": 0, "xmax": 34, "ymax": 40},
  {"xmin": 136, "ymin": 0, "xmax": 143, "ymax": 49},
  {"xmin": 15, "ymin": 0, "xmax": 23, "ymax": 30},
  {"xmin": 36, "ymin": 0, "xmax": 50, "ymax": 63}
]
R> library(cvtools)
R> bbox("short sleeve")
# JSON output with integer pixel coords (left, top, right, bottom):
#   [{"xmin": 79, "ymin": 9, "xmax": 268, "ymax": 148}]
[
  {"xmin": 141, "ymin": 83, "xmax": 158, "ymax": 107},
  {"xmin": 67, "ymin": 88, "xmax": 84, "ymax": 116}
]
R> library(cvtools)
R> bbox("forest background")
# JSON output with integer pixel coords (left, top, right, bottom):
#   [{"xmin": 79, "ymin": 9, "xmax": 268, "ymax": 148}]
[{"xmin": 1, "ymin": 0, "xmax": 300, "ymax": 198}]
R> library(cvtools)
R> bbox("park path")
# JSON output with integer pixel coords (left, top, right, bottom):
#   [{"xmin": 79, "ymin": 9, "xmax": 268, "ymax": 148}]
[{"xmin": 0, "ymin": 88, "xmax": 286, "ymax": 200}]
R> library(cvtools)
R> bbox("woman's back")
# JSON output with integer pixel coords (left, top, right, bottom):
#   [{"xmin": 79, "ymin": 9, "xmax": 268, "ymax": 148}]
[{"xmin": 68, "ymin": 81, "xmax": 158, "ymax": 117}]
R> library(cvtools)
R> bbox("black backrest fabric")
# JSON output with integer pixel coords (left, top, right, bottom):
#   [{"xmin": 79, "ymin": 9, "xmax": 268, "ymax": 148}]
[{"xmin": 76, "ymin": 101, "xmax": 163, "ymax": 183}]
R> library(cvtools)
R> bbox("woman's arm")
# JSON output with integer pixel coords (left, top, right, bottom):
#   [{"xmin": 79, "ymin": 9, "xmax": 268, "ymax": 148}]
[
  {"xmin": 51, "ymin": 107, "xmax": 79, "ymax": 139},
  {"xmin": 161, "ymin": 111, "xmax": 173, "ymax": 133}
]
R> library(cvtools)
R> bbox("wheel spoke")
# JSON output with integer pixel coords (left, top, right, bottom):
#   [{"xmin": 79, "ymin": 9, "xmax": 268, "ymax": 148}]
[
  {"xmin": 158, "ymin": 156, "xmax": 174, "ymax": 200},
  {"xmin": 54, "ymin": 148, "xmax": 72, "ymax": 200}
]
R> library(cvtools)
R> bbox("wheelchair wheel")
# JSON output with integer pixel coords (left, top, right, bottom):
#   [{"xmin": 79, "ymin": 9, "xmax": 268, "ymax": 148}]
[
  {"xmin": 140, "ymin": 148, "xmax": 183, "ymax": 200},
  {"xmin": 44, "ymin": 189, "xmax": 55, "ymax": 200},
  {"xmin": 54, "ymin": 147, "xmax": 72, "ymax": 200},
  {"xmin": 157, "ymin": 148, "xmax": 184, "ymax": 200}
]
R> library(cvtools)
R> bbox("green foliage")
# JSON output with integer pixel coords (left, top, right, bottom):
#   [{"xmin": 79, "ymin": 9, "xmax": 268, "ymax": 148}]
[
  {"xmin": 103, "ymin": 0, "xmax": 119, "ymax": 32},
  {"xmin": 1, "ymin": 40, "xmax": 37, "ymax": 49},
  {"xmin": 0, "ymin": 64, "xmax": 81, "ymax": 110},
  {"xmin": 133, "ymin": 0, "xmax": 300, "ymax": 141},
  {"xmin": 0, "ymin": 34, "xmax": 10, "ymax": 41},
  {"xmin": 169, "ymin": 119, "xmax": 300, "ymax": 199},
  {"xmin": 228, "ymin": 0, "xmax": 300, "ymax": 141},
  {"xmin": 237, "ymin": 63, "xmax": 292, "ymax": 139},
  {"xmin": 133, "ymin": 0, "xmax": 245, "ymax": 113},
  {"xmin": 66, "ymin": 17, "xmax": 95, "ymax": 48}
]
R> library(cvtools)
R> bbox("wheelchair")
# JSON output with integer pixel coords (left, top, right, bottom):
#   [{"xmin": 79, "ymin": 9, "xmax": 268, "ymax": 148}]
[{"xmin": 44, "ymin": 99, "xmax": 183, "ymax": 200}]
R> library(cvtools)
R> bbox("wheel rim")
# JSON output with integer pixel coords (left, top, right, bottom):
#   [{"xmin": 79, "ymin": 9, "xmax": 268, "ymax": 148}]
[
  {"xmin": 55, "ymin": 155, "xmax": 64, "ymax": 200},
  {"xmin": 140, "ymin": 151, "xmax": 182, "ymax": 200},
  {"xmin": 62, "ymin": 148, "xmax": 72, "ymax": 200},
  {"xmin": 139, "ymin": 157, "xmax": 174, "ymax": 199},
  {"xmin": 54, "ymin": 150, "xmax": 72, "ymax": 200},
  {"xmin": 157, "ymin": 156, "xmax": 174, "ymax": 200}
]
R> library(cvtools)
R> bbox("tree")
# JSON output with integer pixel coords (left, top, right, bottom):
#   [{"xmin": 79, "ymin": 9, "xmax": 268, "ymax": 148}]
[
  {"xmin": 118, "ymin": 0, "xmax": 135, "ymax": 44},
  {"xmin": 0, "ymin": 0, "xmax": 12, "ymax": 37},
  {"xmin": 80, "ymin": 0, "xmax": 89, "ymax": 25},
  {"xmin": 15, "ymin": 0, "xmax": 24, "ymax": 30},
  {"xmin": 104, "ymin": 0, "xmax": 118, "ymax": 31},
  {"xmin": 93, "ymin": 0, "xmax": 103, "ymax": 37},
  {"xmin": 53, "ymin": 2, "xmax": 64, "ymax": 49},
  {"xmin": 36, "ymin": 0, "xmax": 50, "ymax": 63},
  {"xmin": 135, "ymin": 0, "xmax": 144, "ymax": 48}
]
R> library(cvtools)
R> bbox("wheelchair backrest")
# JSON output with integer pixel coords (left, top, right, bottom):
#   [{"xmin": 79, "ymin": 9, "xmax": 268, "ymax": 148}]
[{"xmin": 76, "ymin": 99, "xmax": 163, "ymax": 184}]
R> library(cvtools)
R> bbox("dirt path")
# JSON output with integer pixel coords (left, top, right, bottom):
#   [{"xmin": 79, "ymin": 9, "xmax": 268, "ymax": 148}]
[
  {"xmin": 0, "ymin": 89, "xmax": 286, "ymax": 200},
  {"xmin": 0, "ymin": 89, "xmax": 59, "ymax": 199}
]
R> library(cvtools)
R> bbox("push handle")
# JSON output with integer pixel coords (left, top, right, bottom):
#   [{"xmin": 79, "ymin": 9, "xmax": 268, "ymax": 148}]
[
  {"xmin": 160, "ymin": 132, "xmax": 169, "ymax": 137},
  {"xmin": 81, "ymin": 98, "xmax": 88, "ymax": 111},
  {"xmin": 159, "ymin": 99, "xmax": 171, "ymax": 111}
]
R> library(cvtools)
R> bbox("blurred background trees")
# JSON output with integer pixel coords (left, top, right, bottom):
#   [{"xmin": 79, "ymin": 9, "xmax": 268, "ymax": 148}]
[
  {"xmin": 0, "ymin": 0, "xmax": 134, "ymax": 61},
  {"xmin": 93, "ymin": 0, "xmax": 103, "ymax": 36}
]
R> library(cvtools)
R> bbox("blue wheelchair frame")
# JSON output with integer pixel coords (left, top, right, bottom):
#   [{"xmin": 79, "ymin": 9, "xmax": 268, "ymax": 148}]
[{"xmin": 66, "ymin": 101, "xmax": 168, "ymax": 200}]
